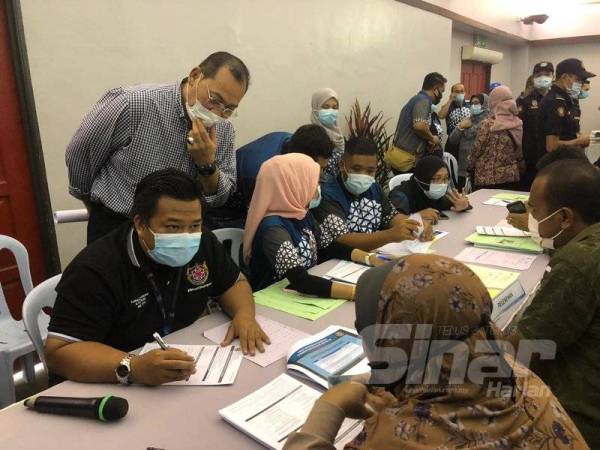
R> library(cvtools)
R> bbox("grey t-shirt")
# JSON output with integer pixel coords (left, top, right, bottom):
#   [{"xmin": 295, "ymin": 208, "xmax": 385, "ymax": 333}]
[{"xmin": 393, "ymin": 91, "xmax": 432, "ymax": 155}]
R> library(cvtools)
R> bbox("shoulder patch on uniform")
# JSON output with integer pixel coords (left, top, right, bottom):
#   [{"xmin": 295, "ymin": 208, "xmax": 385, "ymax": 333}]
[{"xmin": 556, "ymin": 106, "xmax": 565, "ymax": 117}]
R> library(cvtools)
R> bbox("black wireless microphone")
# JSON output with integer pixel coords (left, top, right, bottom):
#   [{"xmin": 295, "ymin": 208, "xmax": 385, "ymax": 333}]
[{"xmin": 24, "ymin": 395, "xmax": 128, "ymax": 422}]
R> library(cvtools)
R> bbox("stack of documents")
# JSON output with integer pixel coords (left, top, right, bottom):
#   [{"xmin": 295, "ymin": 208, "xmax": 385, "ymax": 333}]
[
  {"xmin": 323, "ymin": 260, "xmax": 369, "ymax": 285},
  {"xmin": 483, "ymin": 192, "xmax": 529, "ymax": 206},
  {"xmin": 475, "ymin": 225, "xmax": 530, "ymax": 238},
  {"xmin": 139, "ymin": 343, "xmax": 242, "ymax": 385},
  {"xmin": 455, "ymin": 247, "xmax": 538, "ymax": 271},
  {"xmin": 466, "ymin": 264, "xmax": 520, "ymax": 299},
  {"xmin": 220, "ymin": 374, "xmax": 363, "ymax": 450},
  {"xmin": 465, "ymin": 232, "xmax": 543, "ymax": 254},
  {"xmin": 466, "ymin": 264, "xmax": 528, "ymax": 331},
  {"xmin": 254, "ymin": 280, "xmax": 346, "ymax": 321}
]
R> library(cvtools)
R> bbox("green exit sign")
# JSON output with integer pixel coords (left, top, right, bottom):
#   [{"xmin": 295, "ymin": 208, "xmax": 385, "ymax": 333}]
[{"xmin": 474, "ymin": 35, "xmax": 488, "ymax": 48}]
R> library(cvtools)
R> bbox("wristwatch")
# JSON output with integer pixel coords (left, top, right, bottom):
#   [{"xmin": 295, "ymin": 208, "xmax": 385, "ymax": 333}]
[
  {"xmin": 196, "ymin": 162, "xmax": 217, "ymax": 177},
  {"xmin": 116, "ymin": 354, "xmax": 134, "ymax": 385}
]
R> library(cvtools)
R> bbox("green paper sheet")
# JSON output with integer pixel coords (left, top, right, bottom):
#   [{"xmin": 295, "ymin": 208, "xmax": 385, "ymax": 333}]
[
  {"xmin": 466, "ymin": 264, "xmax": 520, "ymax": 299},
  {"xmin": 465, "ymin": 233, "xmax": 543, "ymax": 254},
  {"xmin": 253, "ymin": 279, "xmax": 346, "ymax": 320},
  {"xmin": 493, "ymin": 193, "xmax": 529, "ymax": 202}
]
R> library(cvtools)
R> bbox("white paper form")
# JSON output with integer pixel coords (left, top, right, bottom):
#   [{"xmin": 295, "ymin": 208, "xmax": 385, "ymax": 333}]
[
  {"xmin": 324, "ymin": 260, "xmax": 369, "ymax": 285},
  {"xmin": 219, "ymin": 374, "xmax": 363, "ymax": 450},
  {"xmin": 140, "ymin": 343, "xmax": 242, "ymax": 385},
  {"xmin": 476, "ymin": 225, "xmax": 530, "ymax": 237},
  {"xmin": 204, "ymin": 315, "xmax": 309, "ymax": 367},
  {"xmin": 455, "ymin": 247, "xmax": 537, "ymax": 271}
]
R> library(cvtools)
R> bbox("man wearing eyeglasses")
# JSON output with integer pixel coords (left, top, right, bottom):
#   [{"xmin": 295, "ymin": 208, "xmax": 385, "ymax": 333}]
[{"xmin": 66, "ymin": 52, "xmax": 250, "ymax": 243}]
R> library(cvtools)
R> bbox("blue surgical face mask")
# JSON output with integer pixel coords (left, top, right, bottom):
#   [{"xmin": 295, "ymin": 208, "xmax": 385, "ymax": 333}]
[
  {"xmin": 470, "ymin": 104, "xmax": 483, "ymax": 115},
  {"xmin": 425, "ymin": 183, "xmax": 448, "ymax": 200},
  {"xmin": 317, "ymin": 109, "xmax": 338, "ymax": 127},
  {"xmin": 455, "ymin": 93, "xmax": 465, "ymax": 103},
  {"xmin": 567, "ymin": 81, "xmax": 582, "ymax": 99},
  {"xmin": 344, "ymin": 172, "xmax": 375, "ymax": 196},
  {"xmin": 579, "ymin": 90, "xmax": 590, "ymax": 100},
  {"xmin": 417, "ymin": 177, "xmax": 448, "ymax": 200},
  {"xmin": 309, "ymin": 186, "xmax": 322, "ymax": 209},
  {"xmin": 146, "ymin": 229, "xmax": 202, "ymax": 267},
  {"xmin": 534, "ymin": 75, "xmax": 552, "ymax": 90}
]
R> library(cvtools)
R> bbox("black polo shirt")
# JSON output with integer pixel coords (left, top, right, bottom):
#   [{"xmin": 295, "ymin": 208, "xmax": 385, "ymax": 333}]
[
  {"xmin": 48, "ymin": 223, "xmax": 240, "ymax": 352},
  {"xmin": 517, "ymin": 89, "xmax": 545, "ymax": 167},
  {"xmin": 536, "ymin": 84, "xmax": 579, "ymax": 157}
]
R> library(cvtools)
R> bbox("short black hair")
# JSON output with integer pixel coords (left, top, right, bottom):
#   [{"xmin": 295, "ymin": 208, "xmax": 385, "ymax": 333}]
[
  {"xmin": 281, "ymin": 124, "xmax": 334, "ymax": 160},
  {"xmin": 131, "ymin": 169, "xmax": 204, "ymax": 223},
  {"xmin": 344, "ymin": 136, "xmax": 377, "ymax": 157},
  {"xmin": 537, "ymin": 160, "xmax": 600, "ymax": 224},
  {"xmin": 422, "ymin": 72, "xmax": 447, "ymax": 91},
  {"xmin": 199, "ymin": 51, "xmax": 250, "ymax": 91},
  {"xmin": 536, "ymin": 145, "xmax": 589, "ymax": 171}
]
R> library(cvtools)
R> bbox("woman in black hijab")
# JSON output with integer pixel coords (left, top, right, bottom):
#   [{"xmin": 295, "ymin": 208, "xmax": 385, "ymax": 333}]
[{"xmin": 389, "ymin": 156, "xmax": 471, "ymax": 223}]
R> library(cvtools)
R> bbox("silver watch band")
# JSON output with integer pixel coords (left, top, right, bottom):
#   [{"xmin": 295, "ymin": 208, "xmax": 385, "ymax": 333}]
[{"xmin": 116, "ymin": 354, "xmax": 134, "ymax": 385}]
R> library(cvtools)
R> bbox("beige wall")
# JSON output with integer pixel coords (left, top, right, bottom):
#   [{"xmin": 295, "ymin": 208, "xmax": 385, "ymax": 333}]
[
  {"xmin": 20, "ymin": 0, "xmax": 453, "ymax": 267},
  {"xmin": 449, "ymin": 29, "xmax": 516, "ymax": 92}
]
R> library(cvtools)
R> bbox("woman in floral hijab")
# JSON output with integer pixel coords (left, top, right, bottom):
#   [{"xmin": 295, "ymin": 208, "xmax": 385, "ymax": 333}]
[{"xmin": 284, "ymin": 254, "xmax": 588, "ymax": 450}]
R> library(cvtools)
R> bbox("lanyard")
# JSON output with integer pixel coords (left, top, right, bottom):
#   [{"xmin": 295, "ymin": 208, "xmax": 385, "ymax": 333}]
[{"xmin": 143, "ymin": 266, "xmax": 184, "ymax": 335}]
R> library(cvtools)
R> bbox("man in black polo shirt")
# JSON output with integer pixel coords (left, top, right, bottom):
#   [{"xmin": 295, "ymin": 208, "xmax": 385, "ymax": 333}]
[
  {"xmin": 46, "ymin": 169, "xmax": 269, "ymax": 386},
  {"xmin": 537, "ymin": 58, "xmax": 595, "ymax": 157},
  {"xmin": 517, "ymin": 61, "xmax": 554, "ymax": 190}
]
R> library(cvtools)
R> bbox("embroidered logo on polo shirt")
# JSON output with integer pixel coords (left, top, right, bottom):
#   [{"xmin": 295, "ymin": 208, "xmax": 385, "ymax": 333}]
[
  {"xmin": 131, "ymin": 292, "xmax": 149, "ymax": 309},
  {"xmin": 187, "ymin": 262, "xmax": 209, "ymax": 286}
]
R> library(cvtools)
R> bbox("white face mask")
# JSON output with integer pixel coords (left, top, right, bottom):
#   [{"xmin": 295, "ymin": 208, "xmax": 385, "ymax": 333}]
[
  {"xmin": 186, "ymin": 78, "xmax": 225, "ymax": 129},
  {"xmin": 534, "ymin": 76, "xmax": 553, "ymax": 90},
  {"xmin": 528, "ymin": 209, "xmax": 565, "ymax": 250}
]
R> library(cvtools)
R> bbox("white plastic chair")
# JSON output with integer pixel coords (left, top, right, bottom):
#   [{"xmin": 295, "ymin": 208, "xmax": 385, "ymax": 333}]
[
  {"xmin": 388, "ymin": 173, "xmax": 413, "ymax": 192},
  {"xmin": 22, "ymin": 274, "xmax": 61, "ymax": 370},
  {"xmin": 443, "ymin": 152, "xmax": 459, "ymax": 187},
  {"xmin": 213, "ymin": 228, "xmax": 244, "ymax": 266},
  {"xmin": 0, "ymin": 235, "xmax": 36, "ymax": 408}
]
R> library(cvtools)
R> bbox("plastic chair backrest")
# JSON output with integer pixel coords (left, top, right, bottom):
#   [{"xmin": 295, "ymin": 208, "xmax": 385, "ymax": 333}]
[
  {"xmin": 443, "ymin": 152, "xmax": 459, "ymax": 187},
  {"xmin": 388, "ymin": 173, "xmax": 413, "ymax": 192},
  {"xmin": 0, "ymin": 235, "xmax": 34, "ymax": 322},
  {"xmin": 212, "ymin": 228, "xmax": 244, "ymax": 266},
  {"xmin": 22, "ymin": 274, "xmax": 61, "ymax": 367}
]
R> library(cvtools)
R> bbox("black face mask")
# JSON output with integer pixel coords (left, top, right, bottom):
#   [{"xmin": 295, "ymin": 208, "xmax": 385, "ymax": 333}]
[{"xmin": 433, "ymin": 89, "xmax": 442, "ymax": 105}]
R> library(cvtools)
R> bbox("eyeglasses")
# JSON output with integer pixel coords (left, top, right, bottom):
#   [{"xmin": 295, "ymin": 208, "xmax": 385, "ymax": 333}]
[{"xmin": 206, "ymin": 85, "xmax": 237, "ymax": 118}]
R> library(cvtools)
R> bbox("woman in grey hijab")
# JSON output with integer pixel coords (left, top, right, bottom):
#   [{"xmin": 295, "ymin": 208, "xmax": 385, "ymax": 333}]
[
  {"xmin": 448, "ymin": 93, "xmax": 489, "ymax": 190},
  {"xmin": 311, "ymin": 88, "xmax": 345, "ymax": 177}
]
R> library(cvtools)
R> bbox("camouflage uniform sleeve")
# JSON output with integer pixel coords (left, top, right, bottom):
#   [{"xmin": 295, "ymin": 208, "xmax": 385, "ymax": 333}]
[{"xmin": 517, "ymin": 258, "xmax": 597, "ymax": 351}]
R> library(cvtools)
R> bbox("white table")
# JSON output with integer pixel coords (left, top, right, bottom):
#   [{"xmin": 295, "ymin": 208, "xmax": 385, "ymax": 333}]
[{"xmin": 0, "ymin": 189, "xmax": 548, "ymax": 450}]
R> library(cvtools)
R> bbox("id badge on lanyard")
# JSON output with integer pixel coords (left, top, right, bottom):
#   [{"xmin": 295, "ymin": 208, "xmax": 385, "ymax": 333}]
[{"xmin": 143, "ymin": 267, "xmax": 184, "ymax": 335}]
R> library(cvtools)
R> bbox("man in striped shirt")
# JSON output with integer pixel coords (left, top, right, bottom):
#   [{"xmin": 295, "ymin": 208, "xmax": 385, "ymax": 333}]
[{"xmin": 66, "ymin": 52, "xmax": 250, "ymax": 243}]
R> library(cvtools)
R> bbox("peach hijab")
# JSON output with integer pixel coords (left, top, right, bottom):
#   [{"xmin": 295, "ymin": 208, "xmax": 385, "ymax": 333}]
[{"xmin": 242, "ymin": 153, "xmax": 320, "ymax": 263}]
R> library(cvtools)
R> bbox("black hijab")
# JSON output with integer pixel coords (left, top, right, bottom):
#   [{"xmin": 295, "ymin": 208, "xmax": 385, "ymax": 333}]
[{"xmin": 392, "ymin": 156, "xmax": 452, "ymax": 213}]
